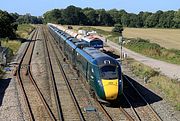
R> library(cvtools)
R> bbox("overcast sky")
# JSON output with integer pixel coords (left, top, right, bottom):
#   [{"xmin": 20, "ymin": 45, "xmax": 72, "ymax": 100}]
[{"xmin": 0, "ymin": 0, "xmax": 179, "ymax": 16}]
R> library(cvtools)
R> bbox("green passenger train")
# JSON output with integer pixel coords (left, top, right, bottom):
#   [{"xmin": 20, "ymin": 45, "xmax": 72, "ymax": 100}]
[{"xmin": 48, "ymin": 24, "xmax": 123, "ymax": 103}]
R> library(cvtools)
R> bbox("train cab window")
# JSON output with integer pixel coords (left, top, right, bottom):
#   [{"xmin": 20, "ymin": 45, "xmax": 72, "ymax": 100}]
[{"xmin": 100, "ymin": 65, "xmax": 118, "ymax": 80}]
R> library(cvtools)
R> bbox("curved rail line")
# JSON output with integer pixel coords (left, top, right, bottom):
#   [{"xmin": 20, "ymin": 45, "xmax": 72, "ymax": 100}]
[
  {"xmin": 17, "ymin": 28, "xmax": 37, "ymax": 121},
  {"xmin": 44, "ymin": 26, "xmax": 85, "ymax": 121},
  {"xmin": 123, "ymin": 75, "xmax": 162, "ymax": 121},
  {"xmin": 16, "ymin": 28, "xmax": 56, "ymax": 121}
]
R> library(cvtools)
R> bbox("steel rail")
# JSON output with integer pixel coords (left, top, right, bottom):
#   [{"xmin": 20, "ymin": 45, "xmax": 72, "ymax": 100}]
[
  {"xmin": 42, "ymin": 27, "xmax": 64, "ymax": 121},
  {"xmin": 119, "ymin": 107, "xmax": 134, "ymax": 121},
  {"xmin": 16, "ymin": 29, "xmax": 37, "ymax": 121},
  {"xmin": 45, "ymin": 27, "xmax": 85, "ymax": 121},
  {"xmin": 96, "ymin": 100, "xmax": 113, "ymax": 121},
  {"xmin": 27, "ymin": 27, "xmax": 57, "ymax": 121},
  {"xmin": 123, "ymin": 75, "xmax": 162, "ymax": 121}
]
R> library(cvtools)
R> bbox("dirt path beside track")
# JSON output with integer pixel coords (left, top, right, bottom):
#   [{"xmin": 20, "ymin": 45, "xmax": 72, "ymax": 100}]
[{"xmin": 105, "ymin": 40, "xmax": 180, "ymax": 81}]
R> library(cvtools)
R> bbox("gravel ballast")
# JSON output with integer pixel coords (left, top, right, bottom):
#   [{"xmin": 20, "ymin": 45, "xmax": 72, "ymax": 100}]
[{"xmin": 0, "ymin": 41, "xmax": 30, "ymax": 121}]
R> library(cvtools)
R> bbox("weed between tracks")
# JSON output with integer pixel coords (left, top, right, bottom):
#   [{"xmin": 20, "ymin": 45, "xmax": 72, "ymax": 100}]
[{"xmin": 125, "ymin": 58, "xmax": 180, "ymax": 111}]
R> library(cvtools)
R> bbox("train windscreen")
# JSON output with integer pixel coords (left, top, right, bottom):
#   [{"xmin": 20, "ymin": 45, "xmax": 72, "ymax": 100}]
[{"xmin": 100, "ymin": 65, "xmax": 118, "ymax": 80}]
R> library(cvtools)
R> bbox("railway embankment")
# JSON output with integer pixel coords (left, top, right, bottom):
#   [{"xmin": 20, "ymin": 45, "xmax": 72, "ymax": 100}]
[{"xmin": 0, "ymin": 35, "xmax": 32, "ymax": 121}]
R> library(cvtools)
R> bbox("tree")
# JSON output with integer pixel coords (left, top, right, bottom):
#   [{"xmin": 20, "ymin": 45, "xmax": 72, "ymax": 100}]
[
  {"xmin": 96, "ymin": 9, "xmax": 114, "ymax": 26},
  {"xmin": 83, "ymin": 9, "xmax": 99, "ymax": 25},
  {"xmin": 62, "ymin": 5, "xmax": 87, "ymax": 25},
  {"xmin": 108, "ymin": 9, "xmax": 122, "ymax": 24},
  {"xmin": 173, "ymin": 9, "xmax": 180, "ymax": 28},
  {"xmin": 42, "ymin": 5, "xmax": 179, "ymax": 28},
  {"xmin": 43, "ymin": 9, "xmax": 62, "ymax": 24},
  {"xmin": 112, "ymin": 24, "xmax": 123, "ymax": 35},
  {"xmin": 10, "ymin": 12, "xmax": 19, "ymax": 21},
  {"xmin": 158, "ymin": 11, "xmax": 175, "ymax": 28},
  {"xmin": 0, "ymin": 10, "xmax": 17, "ymax": 38}
]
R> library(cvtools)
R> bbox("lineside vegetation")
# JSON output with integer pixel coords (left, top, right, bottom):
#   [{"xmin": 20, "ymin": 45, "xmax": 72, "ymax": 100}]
[
  {"xmin": 0, "ymin": 24, "xmax": 34, "ymax": 75},
  {"xmin": 125, "ymin": 58, "xmax": 180, "ymax": 111},
  {"xmin": 1, "ymin": 24, "xmax": 34, "ymax": 54}
]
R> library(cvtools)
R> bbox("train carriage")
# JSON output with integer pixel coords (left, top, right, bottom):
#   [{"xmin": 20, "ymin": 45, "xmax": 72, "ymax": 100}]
[
  {"xmin": 81, "ymin": 36, "xmax": 103, "ymax": 49},
  {"xmin": 75, "ymin": 47, "xmax": 123, "ymax": 102},
  {"xmin": 48, "ymin": 24, "xmax": 123, "ymax": 103},
  {"xmin": 64, "ymin": 37, "xmax": 89, "ymax": 66}
]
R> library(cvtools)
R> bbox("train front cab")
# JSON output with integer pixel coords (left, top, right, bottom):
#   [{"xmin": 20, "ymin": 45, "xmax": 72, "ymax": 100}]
[
  {"xmin": 89, "ymin": 60, "xmax": 123, "ymax": 103},
  {"xmin": 100, "ymin": 62, "xmax": 122, "ymax": 101}
]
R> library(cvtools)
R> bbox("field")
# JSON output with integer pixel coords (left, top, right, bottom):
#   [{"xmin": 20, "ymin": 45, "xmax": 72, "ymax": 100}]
[{"xmin": 68, "ymin": 25, "xmax": 180, "ymax": 50}]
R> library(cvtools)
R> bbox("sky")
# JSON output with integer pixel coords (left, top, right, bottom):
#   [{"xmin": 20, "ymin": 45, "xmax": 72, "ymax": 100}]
[{"xmin": 0, "ymin": 0, "xmax": 179, "ymax": 16}]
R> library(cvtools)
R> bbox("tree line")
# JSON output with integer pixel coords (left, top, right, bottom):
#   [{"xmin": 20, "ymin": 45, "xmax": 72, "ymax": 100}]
[
  {"xmin": 43, "ymin": 5, "xmax": 180, "ymax": 28},
  {"xmin": 1, "ymin": 5, "xmax": 180, "ymax": 38},
  {"xmin": 0, "ymin": 10, "xmax": 43, "ymax": 38}
]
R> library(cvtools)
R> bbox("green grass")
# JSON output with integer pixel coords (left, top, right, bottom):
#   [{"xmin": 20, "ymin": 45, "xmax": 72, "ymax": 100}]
[
  {"xmin": 126, "ymin": 58, "xmax": 180, "ymax": 111},
  {"xmin": 16, "ymin": 24, "xmax": 35, "ymax": 39},
  {"xmin": 1, "ymin": 24, "xmax": 34, "ymax": 54},
  {"xmin": 125, "ymin": 38, "xmax": 180, "ymax": 65},
  {"xmin": 0, "ymin": 24, "xmax": 34, "ymax": 62},
  {"xmin": 0, "ymin": 67, "xmax": 4, "ymax": 75},
  {"xmin": 1, "ymin": 40, "xmax": 21, "ymax": 55},
  {"xmin": 150, "ymin": 76, "xmax": 180, "ymax": 110}
]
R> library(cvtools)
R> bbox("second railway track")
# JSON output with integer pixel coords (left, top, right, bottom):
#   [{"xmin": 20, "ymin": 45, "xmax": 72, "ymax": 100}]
[
  {"xmin": 42, "ymin": 26, "xmax": 85, "ymax": 121},
  {"xmin": 17, "ymin": 27, "xmax": 56, "ymax": 121}
]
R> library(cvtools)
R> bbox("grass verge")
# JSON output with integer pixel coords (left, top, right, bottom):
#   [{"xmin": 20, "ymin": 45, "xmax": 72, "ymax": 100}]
[
  {"xmin": 0, "ymin": 24, "xmax": 34, "ymax": 63},
  {"xmin": 16, "ymin": 24, "xmax": 35, "ymax": 39},
  {"xmin": 124, "ymin": 38, "xmax": 180, "ymax": 65},
  {"xmin": 126, "ymin": 58, "xmax": 180, "ymax": 111}
]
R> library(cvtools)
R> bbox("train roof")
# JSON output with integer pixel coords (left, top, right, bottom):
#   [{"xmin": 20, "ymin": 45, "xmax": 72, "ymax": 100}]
[
  {"xmin": 66, "ymin": 40, "xmax": 77, "ymax": 49},
  {"xmin": 75, "ymin": 41, "xmax": 89, "ymax": 49},
  {"xmin": 81, "ymin": 35, "xmax": 103, "ymax": 43},
  {"xmin": 83, "ymin": 47, "xmax": 107, "ymax": 58},
  {"xmin": 76, "ymin": 47, "xmax": 93, "ymax": 62},
  {"xmin": 68, "ymin": 38, "xmax": 79, "ymax": 43},
  {"xmin": 83, "ymin": 47, "xmax": 118, "ymax": 66},
  {"xmin": 61, "ymin": 33, "xmax": 71, "ymax": 39},
  {"xmin": 67, "ymin": 38, "xmax": 89, "ymax": 49}
]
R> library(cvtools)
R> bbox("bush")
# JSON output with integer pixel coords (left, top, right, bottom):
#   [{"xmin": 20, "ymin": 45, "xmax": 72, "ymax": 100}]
[
  {"xmin": 112, "ymin": 24, "xmax": 123, "ymax": 35},
  {"xmin": 125, "ymin": 38, "xmax": 180, "ymax": 64}
]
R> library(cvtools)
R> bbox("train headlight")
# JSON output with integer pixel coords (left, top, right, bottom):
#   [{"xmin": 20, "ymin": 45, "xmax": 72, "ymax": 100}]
[{"xmin": 98, "ymin": 80, "xmax": 103, "ymax": 86}]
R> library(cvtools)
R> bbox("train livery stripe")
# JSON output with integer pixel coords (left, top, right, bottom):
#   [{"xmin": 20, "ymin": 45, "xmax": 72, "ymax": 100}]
[{"xmin": 102, "ymin": 79, "xmax": 118, "ymax": 100}]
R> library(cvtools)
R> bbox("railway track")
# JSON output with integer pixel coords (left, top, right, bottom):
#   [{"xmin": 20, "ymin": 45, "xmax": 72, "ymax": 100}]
[
  {"xmin": 95, "ymin": 98, "xmax": 134, "ymax": 121},
  {"xmin": 16, "ymin": 27, "xmax": 56, "ymax": 121},
  {"xmin": 43, "ymin": 24, "xmax": 162, "ymax": 121},
  {"xmin": 122, "ymin": 75, "xmax": 162, "ymax": 121},
  {"xmin": 42, "ymin": 26, "xmax": 85, "ymax": 121}
]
